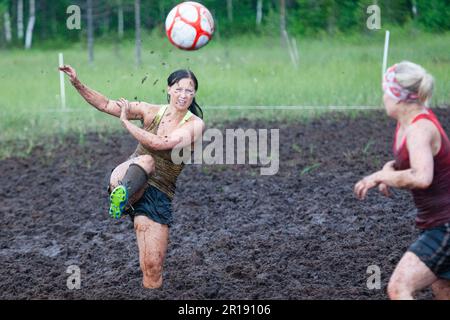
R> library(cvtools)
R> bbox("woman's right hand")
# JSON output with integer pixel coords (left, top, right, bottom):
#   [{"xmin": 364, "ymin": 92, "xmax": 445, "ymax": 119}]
[
  {"xmin": 116, "ymin": 98, "xmax": 130, "ymax": 123},
  {"xmin": 59, "ymin": 65, "xmax": 77, "ymax": 83},
  {"xmin": 378, "ymin": 161, "xmax": 395, "ymax": 197}
]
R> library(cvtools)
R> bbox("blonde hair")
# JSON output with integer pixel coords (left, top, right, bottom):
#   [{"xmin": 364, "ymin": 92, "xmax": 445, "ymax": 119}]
[{"xmin": 395, "ymin": 61, "xmax": 434, "ymax": 104}]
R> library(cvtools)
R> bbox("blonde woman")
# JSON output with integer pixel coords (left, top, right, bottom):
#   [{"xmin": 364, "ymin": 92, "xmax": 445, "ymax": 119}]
[{"xmin": 354, "ymin": 61, "xmax": 450, "ymax": 300}]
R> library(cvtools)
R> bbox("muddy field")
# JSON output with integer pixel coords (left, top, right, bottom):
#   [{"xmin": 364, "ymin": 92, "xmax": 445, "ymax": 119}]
[{"xmin": 2, "ymin": 108, "xmax": 449, "ymax": 300}]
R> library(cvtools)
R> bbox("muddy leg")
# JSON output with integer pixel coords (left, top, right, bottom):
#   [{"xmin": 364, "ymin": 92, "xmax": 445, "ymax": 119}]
[{"xmin": 134, "ymin": 215, "xmax": 169, "ymax": 289}]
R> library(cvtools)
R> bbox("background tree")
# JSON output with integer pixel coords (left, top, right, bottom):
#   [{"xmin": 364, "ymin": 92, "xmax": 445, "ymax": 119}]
[
  {"xmin": 2, "ymin": 2, "xmax": 12, "ymax": 44},
  {"xmin": 0, "ymin": 0, "xmax": 449, "ymax": 50},
  {"xmin": 24, "ymin": 0, "xmax": 35, "ymax": 49},
  {"xmin": 17, "ymin": 0, "xmax": 23, "ymax": 39},
  {"xmin": 256, "ymin": 0, "xmax": 263, "ymax": 26},
  {"xmin": 87, "ymin": 0, "xmax": 94, "ymax": 63},
  {"xmin": 227, "ymin": 0, "xmax": 233, "ymax": 22},
  {"xmin": 135, "ymin": 0, "xmax": 141, "ymax": 66},
  {"xmin": 117, "ymin": 0, "xmax": 124, "ymax": 39}
]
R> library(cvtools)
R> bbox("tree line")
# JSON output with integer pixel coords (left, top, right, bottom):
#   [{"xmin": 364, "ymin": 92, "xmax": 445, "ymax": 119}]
[{"xmin": 0, "ymin": 0, "xmax": 449, "ymax": 49}]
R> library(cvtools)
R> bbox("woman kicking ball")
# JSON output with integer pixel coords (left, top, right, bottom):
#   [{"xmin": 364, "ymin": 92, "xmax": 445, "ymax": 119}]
[
  {"xmin": 354, "ymin": 61, "xmax": 450, "ymax": 300},
  {"xmin": 60, "ymin": 65, "xmax": 205, "ymax": 289}
]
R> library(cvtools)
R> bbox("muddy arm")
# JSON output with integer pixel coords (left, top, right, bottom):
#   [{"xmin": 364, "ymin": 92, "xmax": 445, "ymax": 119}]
[
  {"xmin": 120, "ymin": 114, "xmax": 205, "ymax": 151},
  {"xmin": 71, "ymin": 78, "xmax": 121, "ymax": 117},
  {"xmin": 121, "ymin": 120, "xmax": 181, "ymax": 150},
  {"xmin": 374, "ymin": 123, "xmax": 435, "ymax": 190}
]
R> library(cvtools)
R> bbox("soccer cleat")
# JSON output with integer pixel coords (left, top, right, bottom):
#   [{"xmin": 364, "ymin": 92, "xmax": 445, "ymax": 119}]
[{"xmin": 109, "ymin": 185, "xmax": 128, "ymax": 219}]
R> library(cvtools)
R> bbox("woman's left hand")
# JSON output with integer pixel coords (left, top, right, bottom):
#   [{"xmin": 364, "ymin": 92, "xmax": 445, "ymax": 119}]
[
  {"xmin": 354, "ymin": 172, "xmax": 380, "ymax": 200},
  {"xmin": 117, "ymin": 98, "xmax": 130, "ymax": 125}
]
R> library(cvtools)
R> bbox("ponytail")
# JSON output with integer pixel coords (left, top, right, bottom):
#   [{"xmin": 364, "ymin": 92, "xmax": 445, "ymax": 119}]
[
  {"xmin": 189, "ymin": 98, "xmax": 203, "ymax": 119},
  {"xmin": 418, "ymin": 72, "xmax": 434, "ymax": 104},
  {"xmin": 395, "ymin": 61, "xmax": 434, "ymax": 104}
]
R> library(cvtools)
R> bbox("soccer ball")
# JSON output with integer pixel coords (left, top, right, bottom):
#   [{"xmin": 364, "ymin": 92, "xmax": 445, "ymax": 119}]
[{"xmin": 165, "ymin": 1, "xmax": 215, "ymax": 51}]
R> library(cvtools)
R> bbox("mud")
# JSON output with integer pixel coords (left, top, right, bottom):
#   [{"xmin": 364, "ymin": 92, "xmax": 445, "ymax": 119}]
[{"xmin": 2, "ymin": 108, "xmax": 449, "ymax": 299}]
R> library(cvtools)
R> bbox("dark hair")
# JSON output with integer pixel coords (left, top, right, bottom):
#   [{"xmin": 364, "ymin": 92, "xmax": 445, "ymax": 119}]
[{"xmin": 167, "ymin": 69, "xmax": 203, "ymax": 119}]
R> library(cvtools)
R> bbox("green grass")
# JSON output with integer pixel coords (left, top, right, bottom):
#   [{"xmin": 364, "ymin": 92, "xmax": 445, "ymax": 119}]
[
  {"xmin": 300, "ymin": 163, "xmax": 322, "ymax": 176},
  {"xmin": 1, "ymin": 28, "xmax": 450, "ymax": 158}
]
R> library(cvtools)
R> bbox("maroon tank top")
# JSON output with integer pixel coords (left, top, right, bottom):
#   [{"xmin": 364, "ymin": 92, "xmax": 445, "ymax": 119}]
[{"xmin": 393, "ymin": 108, "xmax": 450, "ymax": 229}]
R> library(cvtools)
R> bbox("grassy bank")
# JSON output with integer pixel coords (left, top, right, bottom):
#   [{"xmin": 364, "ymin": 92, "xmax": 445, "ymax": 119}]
[{"xmin": 1, "ymin": 29, "xmax": 449, "ymax": 158}]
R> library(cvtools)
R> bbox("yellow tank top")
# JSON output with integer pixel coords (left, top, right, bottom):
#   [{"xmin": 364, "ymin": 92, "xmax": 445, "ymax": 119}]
[{"xmin": 130, "ymin": 105, "xmax": 192, "ymax": 199}]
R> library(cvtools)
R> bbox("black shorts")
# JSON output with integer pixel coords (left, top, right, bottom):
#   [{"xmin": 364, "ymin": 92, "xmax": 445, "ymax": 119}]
[
  {"xmin": 127, "ymin": 184, "xmax": 174, "ymax": 227},
  {"xmin": 408, "ymin": 222, "xmax": 450, "ymax": 280}
]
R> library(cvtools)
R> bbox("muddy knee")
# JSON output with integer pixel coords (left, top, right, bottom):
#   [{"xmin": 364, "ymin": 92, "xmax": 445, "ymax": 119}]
[
  {"xmin": 142, "ymin": 257, "xmax": 163, "ymax": 286},
  {"xmin": 143, "ymin": 256, "xmax": 162, "ymax": 276}
]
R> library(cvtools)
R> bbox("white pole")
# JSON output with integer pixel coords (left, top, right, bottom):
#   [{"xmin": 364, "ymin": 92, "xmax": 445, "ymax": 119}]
[
  {"xmin": 58, "ymin": 53, "xmax": 66, "ymax": 109},
  {"xmin": 382, "ymin": 30, "xmax": 390, "ymax": 79}
]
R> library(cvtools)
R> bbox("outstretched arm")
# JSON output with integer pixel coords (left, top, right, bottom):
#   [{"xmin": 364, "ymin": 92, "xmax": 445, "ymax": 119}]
[{"xmin": 59, "ymin": 65, "xmax": 145, "ymax": 120}]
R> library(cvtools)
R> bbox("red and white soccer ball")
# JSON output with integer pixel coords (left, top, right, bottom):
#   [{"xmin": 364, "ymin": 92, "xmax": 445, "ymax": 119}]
[{"xmin": 165, "ymin": 1, "xmax": 215, "ymax": 51}]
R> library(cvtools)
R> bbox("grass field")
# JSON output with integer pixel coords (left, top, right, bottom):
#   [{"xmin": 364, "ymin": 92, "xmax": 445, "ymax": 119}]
[{"xmin": 1, "ymin": 28, "xmax": 450, "ymax": 158}]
